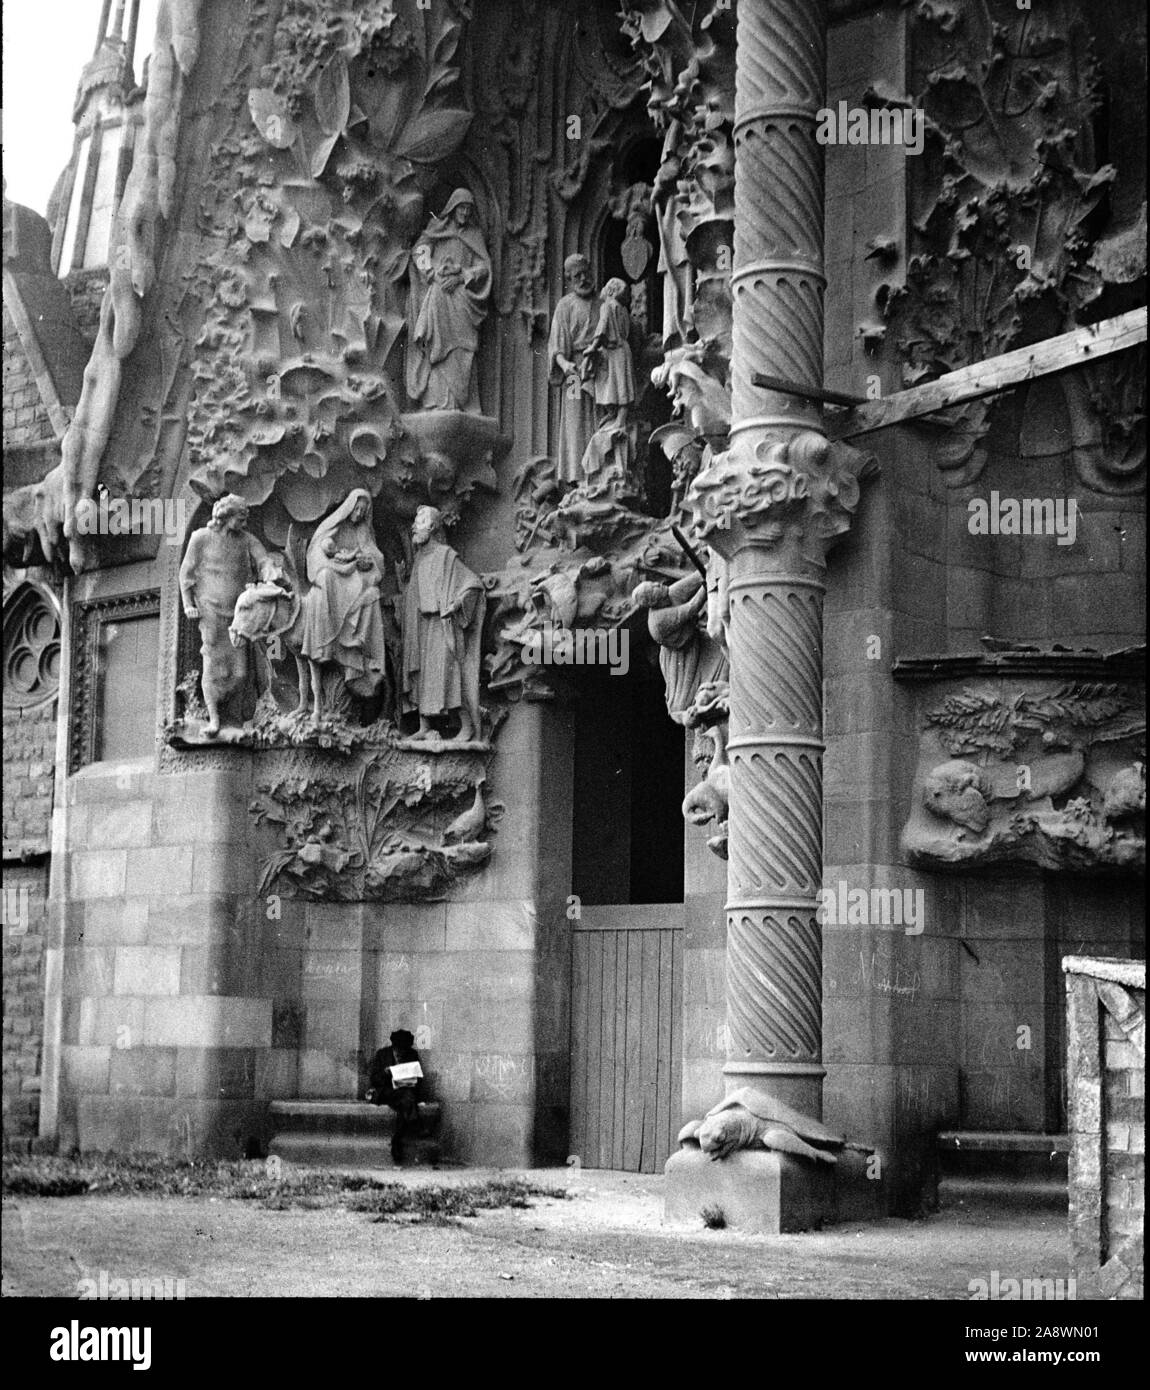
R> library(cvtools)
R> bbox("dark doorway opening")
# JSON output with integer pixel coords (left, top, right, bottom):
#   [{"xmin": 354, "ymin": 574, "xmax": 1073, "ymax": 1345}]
[{"xmin": 570, "ymin": 653, "xmax": 685, "ymax": 905}]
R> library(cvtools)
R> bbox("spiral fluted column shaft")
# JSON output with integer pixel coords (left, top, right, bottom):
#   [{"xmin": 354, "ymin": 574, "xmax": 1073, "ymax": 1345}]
[{"xmin": 722, "ymin": 0, "xmax": 828, "ymax": 1116}]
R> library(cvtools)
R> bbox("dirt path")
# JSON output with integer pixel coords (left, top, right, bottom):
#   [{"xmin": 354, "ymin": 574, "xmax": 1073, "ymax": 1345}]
[{"xmin": 2, "ymin": 1167, "xmax": 1069, "ymax": 1299}]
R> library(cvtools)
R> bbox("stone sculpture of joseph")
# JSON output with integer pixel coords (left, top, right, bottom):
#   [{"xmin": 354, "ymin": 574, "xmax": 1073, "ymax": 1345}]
[{"xmin": 401, "ymin": 505, "xmax": 486, "ymax": 743}]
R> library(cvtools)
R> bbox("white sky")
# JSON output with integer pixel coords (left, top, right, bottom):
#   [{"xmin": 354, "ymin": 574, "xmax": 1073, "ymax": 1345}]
[{"xmin": 2, "ymin": 0, "xmax": 160, "ymax": 216}]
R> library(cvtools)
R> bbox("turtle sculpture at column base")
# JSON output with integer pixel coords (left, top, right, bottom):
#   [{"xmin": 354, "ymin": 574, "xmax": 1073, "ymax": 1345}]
[{"xmin": 677, "ymin": 1088, "xmax": 871, "ymax": 1165}]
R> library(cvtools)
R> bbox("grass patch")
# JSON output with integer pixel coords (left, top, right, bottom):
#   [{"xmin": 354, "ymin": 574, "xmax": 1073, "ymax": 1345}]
[
  {"xmin": 355, "ymin": 1177, "xmax": 557, "ymax": 1224},
  {"xmin": 2, "ymin": 1155, "xmax": 565, "ymax": 1222},
  {"xmin": 700, "ymin": 1204, "xmax": 727, "ymax": 1230}
]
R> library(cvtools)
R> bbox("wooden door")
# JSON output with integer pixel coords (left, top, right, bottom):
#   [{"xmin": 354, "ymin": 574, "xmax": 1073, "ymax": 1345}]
[{"xmin": 569, "ymin": 908, "xmax": 683, "ymax": 1173}]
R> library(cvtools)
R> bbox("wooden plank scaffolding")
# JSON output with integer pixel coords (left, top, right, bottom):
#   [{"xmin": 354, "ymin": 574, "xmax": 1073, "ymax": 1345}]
[
  {"xmin": 752, "ymin": 308, "xmax": 1146, "ymax": 440},
  {"xmin": 825, "ymin": 307, "xmax": 1146, "ymax": 441}
]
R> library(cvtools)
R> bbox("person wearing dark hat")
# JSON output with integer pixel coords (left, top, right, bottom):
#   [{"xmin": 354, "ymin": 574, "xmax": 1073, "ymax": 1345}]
[{"xmin": 366, "ymin": 1029, "xmax": 425, "ymax": 1163}]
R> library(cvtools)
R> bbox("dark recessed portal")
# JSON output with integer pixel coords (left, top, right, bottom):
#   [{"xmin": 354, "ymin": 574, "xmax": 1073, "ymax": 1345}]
[{"xmin": 571, "ymin": 655, "xmax": 685, "ymax": 905}]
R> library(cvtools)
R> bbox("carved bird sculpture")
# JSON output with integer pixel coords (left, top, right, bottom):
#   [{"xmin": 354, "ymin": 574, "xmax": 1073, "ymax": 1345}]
[
  {"xmin": 682, "ymin": 728, "xmax": 729, "ymax": 827},
  {"xmin": 443, "ymin": 778, "xmax": 487, "ymax": 845}
]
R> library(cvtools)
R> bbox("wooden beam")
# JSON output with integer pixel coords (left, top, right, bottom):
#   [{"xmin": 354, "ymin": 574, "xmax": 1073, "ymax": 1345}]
[
  {"xmin": 827, "ymin": 307, "xmax": 1147, "ymax": 441},
  {"xmin": 750, "ymin": 371, "xmax": 865, "ymax": 408}
]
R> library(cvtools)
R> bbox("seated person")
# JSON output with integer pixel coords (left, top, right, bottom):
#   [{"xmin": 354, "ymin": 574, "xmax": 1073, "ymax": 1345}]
[{"xmin": 366, "ymin": 1028, "xmax": 424, "ymax": 1163}]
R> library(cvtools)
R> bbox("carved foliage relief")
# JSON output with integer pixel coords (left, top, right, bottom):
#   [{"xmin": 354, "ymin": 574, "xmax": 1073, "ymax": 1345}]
[
  {"xmin": 183, "ymin": 0, "xmax": 496, "ymax": 545},
  {"xmin": 250, "ymin": 739, "xmax": 502, "ymax": 903},
  {"xmin": 902, "ymin": 676, "xmax": 1146, "ymax": 871},
  {"xmin": 885, "ymin": 0, "xmax": 1146, "ymax": 488}
]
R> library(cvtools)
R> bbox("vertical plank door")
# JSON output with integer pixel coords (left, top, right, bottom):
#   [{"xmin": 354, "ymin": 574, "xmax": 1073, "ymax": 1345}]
[{"xmin": 569, "ymin": 912, "xmax": 683, "ymax": 1173}]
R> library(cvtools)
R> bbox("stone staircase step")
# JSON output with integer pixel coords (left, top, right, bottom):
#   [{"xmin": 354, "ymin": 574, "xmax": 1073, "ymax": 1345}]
[
  {"xmin": 268, "ymin": 1100, "xmax": 442, "ymax": 1169},
  {"xmin": 269, "ymin": 1132, "xmax": 440, "ymax": 1169},
  {"xmin": 269, "ymin": 1100, "xmax": 440, "ymax": 1135}
]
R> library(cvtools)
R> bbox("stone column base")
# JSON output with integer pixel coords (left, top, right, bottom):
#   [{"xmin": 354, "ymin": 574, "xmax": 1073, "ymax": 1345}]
[{"xmin": 664, "ymin": 1147, "xmax": 881, "ymax": 1234}]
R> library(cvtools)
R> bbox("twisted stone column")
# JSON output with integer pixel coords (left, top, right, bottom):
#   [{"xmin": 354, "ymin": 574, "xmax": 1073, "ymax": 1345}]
[
  {"xmin": 688, "ymin": 0, "xmax": 859, "ymax": 1121},
  {"xmin": 726, "ymin": 0, "xmax": 825, "ymax": 1117}
]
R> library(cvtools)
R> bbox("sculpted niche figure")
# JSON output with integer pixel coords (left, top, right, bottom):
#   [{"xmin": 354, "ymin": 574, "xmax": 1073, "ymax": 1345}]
[
  {"xmin": 179, "ymin": 495, "xmax": 280, "ymax": 737},
  {"xmin": 298, "ymin": 488, "xmax": 389, "ymax": 703},
  {"xmin": 406, "ymin": 190, "xmax": 492, "ymax": 413},
  {"xmin": 401, "ymin": 505, "xmax": 486, "ymax": 744},
  {"xmin": 632, "ymin": 572, "xmax": 728, "ymax": 724},
  {"xmin": 585, "ymin": 278, "xmax": 637, "ymax": 430},
  {"xmin": 548, "ymin": 253, "xmax": 599, "ymax": 488},
  {"xmin": 580, "ymin": 277, "xmax": 638, "ymax": 492}
]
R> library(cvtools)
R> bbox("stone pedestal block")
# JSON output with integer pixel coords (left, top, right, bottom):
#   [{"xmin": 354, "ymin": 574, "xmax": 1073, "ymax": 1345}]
[
  {"xmin": 664, "ymin": 1145, "xmax": 881, "ymax": 1233},
  {"xmin": 664, "ymin": 1147, "xmax": 834, "ymax": 1234}
]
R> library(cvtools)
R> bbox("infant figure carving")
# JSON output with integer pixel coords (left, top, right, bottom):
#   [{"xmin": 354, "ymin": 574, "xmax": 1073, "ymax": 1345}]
[
  {"xmin": 401, "ymin": 505, "xmax": 487, "ymax": 746},
  {"xmin": 178, "ymin": 495, "xmax": 281, "ymax": 738},
  {"xmin": 580, "ymin": 277, "xmax": 638, "ymax": 495},
  {"xmin": 406, "ymin": 190, "xmax": 492, "ymax": 413}
]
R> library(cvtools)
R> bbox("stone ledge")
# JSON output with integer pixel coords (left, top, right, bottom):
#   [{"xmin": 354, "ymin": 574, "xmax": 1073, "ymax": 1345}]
[
  {"xmin": 1063, "ymin": 956, "xmax": 1145, "ymax": 989},
  {"xmin": 938, "ymin": 1131, "xmax": 1070, "ymax": 1153}
]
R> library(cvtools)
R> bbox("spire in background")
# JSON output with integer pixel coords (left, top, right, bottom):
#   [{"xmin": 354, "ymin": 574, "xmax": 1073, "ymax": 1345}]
[{"xmin": 53, "ymin": 0, "xmax": 144, "ymax": 275}]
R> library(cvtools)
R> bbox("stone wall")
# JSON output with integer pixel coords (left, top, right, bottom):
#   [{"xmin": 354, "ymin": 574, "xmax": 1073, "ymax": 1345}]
[
  {"xmin": 2, "ymin": 621, "xmax": 58, "ymax": 1147},
  {"xmin": 2, "ymin": 862, "xmax": 49, "ymax": 1147},
  {"xmin": 45, "ymin": 667, "xmax": 574, "ymax": 1166},
  {"xmin": 48, "ymin": 761, "xmax": 273, "ymax": 1156},
  {"xmin": 821, "ymin": 402, "xmax": 1145, "ymax": 1214},
  {"xmin": 3, "ymin": 305, "xmax": 55, "ymax": 448},
  {"xmin": 1064, "ymin": 956, "xmax": 1145, "ymax": 1300}
]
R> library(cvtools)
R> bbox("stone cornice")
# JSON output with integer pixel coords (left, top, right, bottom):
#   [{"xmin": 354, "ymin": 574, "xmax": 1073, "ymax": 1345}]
[{"xmin": 893, "ymin": 646, "xmax": 1146, "ymax": 682}]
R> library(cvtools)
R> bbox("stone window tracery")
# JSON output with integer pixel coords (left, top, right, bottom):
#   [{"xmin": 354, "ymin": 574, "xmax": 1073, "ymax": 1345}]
[{"xmin": 2, "ymin": 583, "xmax": 62, "ymax": 711}]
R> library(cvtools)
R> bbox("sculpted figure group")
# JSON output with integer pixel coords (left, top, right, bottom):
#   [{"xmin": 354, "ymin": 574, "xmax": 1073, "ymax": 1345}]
[
  {"xmin": 182, "ymin": 493, "xmax": 485, "ymax": 747},
  {"xmin": 178, "ymin": 220, "xmax": 697, "ymax": 754},
  {"xmin": 548, "ymin": 254, "xmax": 638, "ymax": 496},
  {"xmin": 180, "ymin": 188, "xmax": 496, "ymax": 744}
]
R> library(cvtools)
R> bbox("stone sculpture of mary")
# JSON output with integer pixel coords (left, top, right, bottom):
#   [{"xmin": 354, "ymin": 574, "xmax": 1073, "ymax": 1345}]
[
  {"xmin": 405, "ymin": 189, "xmax": 492, "ymax": 413},
  {"xmin": 299, "ymin": 489, "xmax": 388, "ymax": 699}
]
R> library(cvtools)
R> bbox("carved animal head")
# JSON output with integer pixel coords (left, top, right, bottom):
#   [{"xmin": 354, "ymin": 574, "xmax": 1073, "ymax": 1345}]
[
  {"xmin": 696, "ymin": 1112, "xmax": 746, "ymax": 1161},
  {"xmin": 923, "ymin": 759, "xmax": 991, "ymax": 833},
  {"xmin": 1103, "ymin": 762, "xmax": 1146, "ymax": 822},
  {"xmin": 682, "ymin": 773, "xmax": 725, "ymax": 827}
]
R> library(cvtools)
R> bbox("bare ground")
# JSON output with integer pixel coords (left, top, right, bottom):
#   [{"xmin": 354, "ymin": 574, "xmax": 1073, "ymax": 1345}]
[{"xmin": 2, "ymin": 1166, "xmax": 1069, "ymax": 1299}]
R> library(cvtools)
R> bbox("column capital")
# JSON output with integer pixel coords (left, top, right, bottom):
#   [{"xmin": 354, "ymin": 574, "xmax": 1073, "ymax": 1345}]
[{"xmin": 686, "ymin": 427, "xmax": 877, "ymax": 568}]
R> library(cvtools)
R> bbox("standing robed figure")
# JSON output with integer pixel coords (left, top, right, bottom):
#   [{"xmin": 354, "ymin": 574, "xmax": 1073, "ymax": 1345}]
[{"xmin": 406, "ymin": 189, "xmax": 492, "ymax": 413}]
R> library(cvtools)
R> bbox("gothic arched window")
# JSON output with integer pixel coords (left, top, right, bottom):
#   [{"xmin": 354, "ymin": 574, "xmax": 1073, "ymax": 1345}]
[{"xmin": 3, "ymin": 583, "xmax": 62, "ymax": 711}]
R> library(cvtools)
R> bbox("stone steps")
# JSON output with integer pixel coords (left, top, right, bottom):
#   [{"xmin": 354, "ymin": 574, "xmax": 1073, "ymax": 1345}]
[
  {"xmin": 268, "ymin": 1100, "xmax": 442, "ymax": 1169},
  {"xmin": 937, "ymin": 1131, "xmax": 1069, "ymax": 1212}
]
